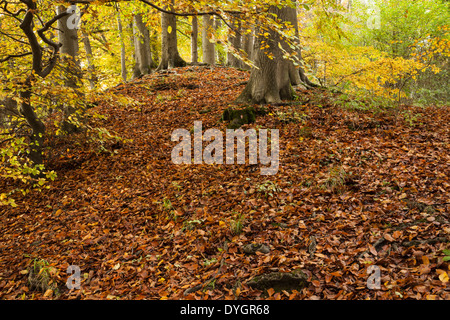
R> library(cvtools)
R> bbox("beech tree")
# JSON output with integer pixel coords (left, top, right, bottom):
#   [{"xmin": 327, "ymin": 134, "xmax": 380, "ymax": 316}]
[
  {"xmin": 133, "ymin": 13, "xmax": 154, "ymax": 78},
  {"xmin": 57, "ymin": 5, "xmax": 83, "ymax": 133},
  {"xmin": 157, "ymin": 1, "xmax": 186, "ymax": 70},
  {"xmin": 81, "ymin": 30, "xmax": 97, "ymax": 89},
  {"xmin": 0, "ymin": 1, "xmax": 71, "ymax": 165},
  {"xmin": 190, "ymin": 16, "xmax": 198, "ymax": 64},
  {"xmin": 236, "ymin": 3, "xmax": 301, "ymax": 104},
  {"xmin": 202, "ymin": 14, "xmax": 215, "ymax": 65},
  {"xmin": 227, "ymin": 14, "xmax": 242, "ymax": 68},
  {"xmin": 115, "ymin": 5, "xmax": 127, "ymax": 81}
]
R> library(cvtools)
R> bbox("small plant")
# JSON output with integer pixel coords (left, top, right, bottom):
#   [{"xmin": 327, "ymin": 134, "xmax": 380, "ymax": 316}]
[
  {"xmin": 155, "ymin": 93, "xmax": 166, "ymax": 103},
  {"xmin": 275, "ymin": 110, "xmax": 307, "ymax": 124},
  {"xmin": 301, "ymin": 178, "xmax": 314, "ymax": 188},
  {"xmin": 182, "ymin": 219, "xmax": 203, "ymax": 232},
  {"xmin": 176, "ymin": 89, "xmax": 186, "ymax": 98},
  {"xmin": 204, "ymin": 278, "xmax": 216, "ymax": 290},
  {"xmin": 162, "ymin": 198, "xmax": 173, "ymax": 211},
  {"xmin": 320, "ymin": 166, "xmax": 348, "ymax": 194},
  {"xmin": 230, "ymin": 213, "xmax": 245, "ymax": 235},
  {"xmin": 442, "ymin": 249, "xmax": 450, "ymax": 262},
  {"xmin": 172, "ymin": 181, "xmax": 182, "ymax": 191},
  {"xmin": 298, "ymin": 126, "xmax": 313, "ymax": 139},
  {"xmin": 202, "ymin": 257, "xmax": 218, "ymax": 267},
  {"xmin": 27, "ymin": 258, "xmax": 58, "ymax": 295},
  {"xmin": 256, "ymin": 181, "xmax": 281, "ymax": 197},
  {"xmin": 161, "ymin": 198, "xmax": 178, "ymax": 221},
  {"xmin": 402, "ymin": 110, "xmax": 422, "ymax": 127}
]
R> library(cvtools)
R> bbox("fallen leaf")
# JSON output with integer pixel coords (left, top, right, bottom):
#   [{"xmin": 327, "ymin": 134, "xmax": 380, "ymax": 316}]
[
  {"xmin": 43, "ymin": 289, "xmax": 53, "ymax": 298},
  {"xmin": 437, "ymin": 270, "xmax": 449, "ymax": 283}
]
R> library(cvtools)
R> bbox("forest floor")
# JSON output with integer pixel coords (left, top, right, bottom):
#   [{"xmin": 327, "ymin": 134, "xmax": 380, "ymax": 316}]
[{"xmin": 0, "ymin": 66, "xmax": 449, "ymax": 300}]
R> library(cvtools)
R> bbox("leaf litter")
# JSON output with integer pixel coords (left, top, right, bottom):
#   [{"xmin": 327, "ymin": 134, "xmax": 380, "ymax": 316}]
[{"xmin": 0, "ymin": 66, "xmax": 449, "ymax": 300}]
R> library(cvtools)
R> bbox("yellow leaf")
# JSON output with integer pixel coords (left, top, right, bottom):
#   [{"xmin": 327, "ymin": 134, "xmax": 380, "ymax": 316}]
[
  {"xmin": 167, "ymin": 26, "xmax": 172, "ymax": 34},
  {"xmin": 437, "ymin": 270, "xmax": 449, "ymax": 283},
  {"xmin": 43, "ymin": 289, "xmax": 53, "ymax": 298}
]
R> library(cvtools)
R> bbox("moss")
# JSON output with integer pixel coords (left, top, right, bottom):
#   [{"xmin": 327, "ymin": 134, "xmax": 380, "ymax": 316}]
[
  {"xmin": 247, "ymin": 270, "xmax": 308, "ymax": 293},
  {"xmin": 221, "ymin": 106, "xmax": 257, "ymax": 129}
]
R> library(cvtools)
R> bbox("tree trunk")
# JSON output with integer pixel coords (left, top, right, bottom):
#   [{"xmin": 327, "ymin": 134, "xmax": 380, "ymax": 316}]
[
  {"xmin": 17, "ymin": 3, "xmax": 64, "ymax": 165},
  {"xmin": 227, "ymin": 15, "xmax": 242, "ymax": 68},
  {"xmin": 116, "ymin": 8, "xmax": 127, "ymax": 82},
  {"xmin": 191, "ymin": 16, "xmax": 198, "ymax": 64},
  {"xmin": 286, "ymin": 5, "xmax": 302, "ymax": 86},
  {"xmin": 133, "ymin": 13, "xmax": 153, "ymax": 78},
  {"xmin": 241, "ymin": 28, "xmax": 254, "ymax": 70},
  {"xmin": 57, "ymin": 5, "xmax": 82, "ymax": 133},
  {"xmin": 157, "ymin": 3, "xmax": 186, "ymax": 70},
  {"xmin": 291, "ymin": 2, "xmax": 319, "ymax": 88},
  {"xmin": 81, "ymin": 31, "xmax": 97, "ymax": 90},
  {"xmin": 202, "ymin": 14, "xmax": 215, "ymax": 65},
  {"xmin": 57, "ymin": 6, "xmax": 80, "ymax": 87},
  {"xmin": 298, "ymin": 48, "xmax": 320, "ymax": 88},
  {"xmin": 20, "ymin": 78, "xmax": 45, "ymax": 166},
  {"xmin": 236, "ymin": 5, "xmax": 297, "ymax": 104}
]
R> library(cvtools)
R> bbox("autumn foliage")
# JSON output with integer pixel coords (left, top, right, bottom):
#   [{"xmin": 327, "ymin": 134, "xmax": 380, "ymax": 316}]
[{"xmin": 1, "ymin": 67, "xmax": 449, "ymax": 300}]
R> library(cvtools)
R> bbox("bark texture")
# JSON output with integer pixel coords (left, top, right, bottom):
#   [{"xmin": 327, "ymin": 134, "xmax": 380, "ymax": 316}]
[
  {"xmin": 227, "ymin": 15, "xmax": 242, "ymax": 68},
  {"xmin": 191, "ymin": 16, "xmax": 198, "ymax": 64},
  {"xmin": 82, "ymin": 31, "xmax": 97, "ymax": 89},
  {"xmin": 241, "ymin": 28, "xmax": 254, "ymax": 70},
  {"xmin": 236, "ymin": 5, "xmax": 297, "ymax": 104},
  {"xmin": 57, "ymin": 5, "xmax": 82, "ymax": 133},
  {"xmin": 157, "ymin": 6, "xmax": 186, "ymax": 70},
  {"xmin": 16, "ymin": 2, "xmax": 67, "ymax": 165},
  {"xmin": 202, "ymin": 14, "xmax": 215, "ymax": 65},
  {"xmin": 116, "ymin": 9, "xmax": 127, "ymax": 81},
  {"xmin": 133, "ymin": 13, "xmax": 153, "ymax": 78},
  {"xmin": 57, "ymin": 6, "xmax": 80, "ymax": 85}
]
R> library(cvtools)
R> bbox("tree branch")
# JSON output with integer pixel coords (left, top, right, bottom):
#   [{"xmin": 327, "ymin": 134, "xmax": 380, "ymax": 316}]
[{"xmin": 0, "ymin": 52, "xmax": 32, "ymax": 63}]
